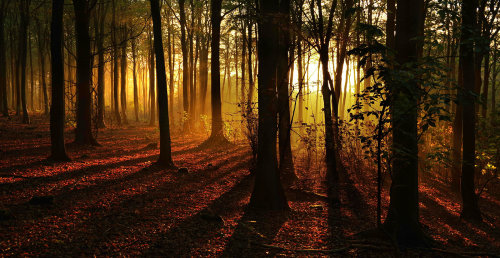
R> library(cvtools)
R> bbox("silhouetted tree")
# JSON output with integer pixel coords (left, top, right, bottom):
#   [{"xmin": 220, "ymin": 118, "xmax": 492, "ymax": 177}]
[
  {"xmin": 19, "ymin": 0, "xmax": 30, "ymax": 124},
  {"xmin": 49, "ymin": 0, "xmax": 69, "ymax": 161},
  {"xmin": 460, "ymin": 0, "xmax": 482, "ymax": 221},
  {"xmin": 150, "ymin": 0, "xmax": 175, "ymax": 167},
  {"xmin": 383, "ymin": 0, "xmax": 429, "ymax": 247},
  {"xmin": 201, "ymin": 0, "xmax": 228, "ymax": 146},
  {"xmin": 73, "ymin": 0, "xmax": 98, "ymax": 145},
  {"xmin": 249, "ymin": 0, "xmax": 289, "ymax": 210},
  {"xmin": 0, "ymin": 0, "xmax": 9, "ymax": 117}
]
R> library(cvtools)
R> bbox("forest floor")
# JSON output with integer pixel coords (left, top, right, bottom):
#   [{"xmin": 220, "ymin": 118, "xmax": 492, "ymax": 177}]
[{"xmin": 0, "ymin": 114, "xmax": 499, "ymax": 257}]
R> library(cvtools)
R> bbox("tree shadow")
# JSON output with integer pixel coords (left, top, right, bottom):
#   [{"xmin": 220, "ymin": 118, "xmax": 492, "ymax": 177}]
[
  {"xmin": 220, "ymin": 207, "xmax": 291, "ymax": 257},
  {"xmin": 1, "ymin": 144, "xmax": 252, "ymax": 256},
  {"xmin": 142, "ymin": 174, "xmax": 254, "ymax": 257}
]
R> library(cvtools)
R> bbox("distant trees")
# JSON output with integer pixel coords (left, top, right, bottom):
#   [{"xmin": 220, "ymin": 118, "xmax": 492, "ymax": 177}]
[{"xmin": 49, "ymin": 0, "xmax": 69, "ymax": 161}]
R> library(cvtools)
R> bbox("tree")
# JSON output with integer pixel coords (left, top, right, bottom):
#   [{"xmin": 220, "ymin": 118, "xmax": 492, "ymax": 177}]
[
  {"xmin": 460, "ymin": 0, "xmax": 482, "ymax": 221},
  {"xmin": 35, "ymin": 17, "xmax": 49, "ymax": 116},
  {"xmin": 302, "ymin": 0, "xmax": 338, "ymax": 180},
  {"xmin": 120, "ymin": 26, "xmax": 128, "ymax": 125},
  {"xmin": 19, "ymin": 0, "xmax": 30, "ymax": 124},
  {"xmin": 49, "ymin": 0, "xmax": 69, "ymax": 161},
  {"xmin": 132, "ymin": 38, "xmax": 139, "ymax": 122},
  {"xmin": 73, "ymin": 0, "xmax": 98, "ymax": 145},
  {"xmin": 383, "ymin": 0, "xmax": 429, "ymax": 247},
  {"xmin": 200, "ymin": 0, "xmax": 229, "ymax": 146},
  {"xmin": 148, "ymin": 29, "xmax": 156, "ymax": 126},
  {"xmin": 179, "ymin": 0, "xmax": 189, "ymax": 130},
  {"xmin": 277, "ymin": 0, "xmax": 296, "ymax": 181},
  {"xmin": 249, "ymin": 0, "xmax": 289, "ymax": 210},
  {"xmin": 0, "ymin": 0, "xmax": 9, "ymax": 117},
  {"xmin": 150, "ymin": 0, "xmax": 175, "ymax": 167},
  {"xmin": 95, "ymin": 0, "xmax": 108, "ymax": 128},
  {"xmin": 112, "ymin": 0, "xmax": 121, "ymax": 125}
]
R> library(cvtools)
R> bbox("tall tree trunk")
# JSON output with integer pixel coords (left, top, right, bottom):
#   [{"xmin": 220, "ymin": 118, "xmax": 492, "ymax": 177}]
[
  {"xmin": 20, "ymin": 0, "xmax": 30, "ymax": 123},
  {"xmin": 320, "ymin": 48, "xmax": 337, "ymax": 180},
  {"xmin": 112, "ymin": 0, "xmax": 121, "ymax": 125},
  {"xmin": 188, "ymin": 0, "xmax": 195, "ymax": 126},
  {"xmin": 148, "ymin": 31, "xmax": 156, "ymax": 126},
  {"xmin": 481, "ymin": 51, "xmax": 490, "ymax": 118},
  {"xmin": 241, "ymin": 18, "xmax": 246, "ymax": 105},
  {"xmin": 451, "ymin": 65, "xmax": 463, "ymax": 192},
  {"xmin": 132, "ymin": 38, "xmax": 139, "ymax": 122},
  {"xmin": 297, "ymin": 29, "xmax": 303, "ymax": 125},
  {"xmin": 277, "ymin": 0, "xmax": 295, "ymax": 181},
  {"xmin": 491, "ymin": 42, "xmax": 497, "ymax": 120},
  {"xmin": 167, "ymin": 9, "xmax": 174, "ymax": 122},
  {"xmin": 249, "ymin": 0, "xmax": 288, "ymax": 210},
  {"xmin": 28, "ymin": 30, "xmax": 34, "ymax": 111},
  {"xmin": 246, "ymin": 20, "xmax": 254, "ymax": 112},
  {"xmin": 383, "ymin": 0, "xmax": 429, "ymax": 247},
  {"xmin": 0, "ymin": 0, "xmax": 8, "ymax": 117},
  {"xmin": 150, "ymin": 0, "xmax": 175, "ymax": 167},
  {"xmin": 12, "ymin": 28, "xmax": 21, "ymax": 116},
  {"xmin": 179, "ymin": 0, "xmax": 189, "ymax": 129},
  {"xmin": 95, "ymin": 0, "xmax": 107, "ymax": 128},
  {"xmin": 199, "ymin": 41, "xmax": 208, "ymax": 115},
  {"xmin": 36, "ymin": 18, "xmax": 49, "ymax": 116},
  {"xmin": 120, "ymin": 28, "xmax": 128, "ymax": 125},
  {"xmin": 202, "ymin": 0, "xmax": 228, "ymax": 144},
  {"xmin": 460, "ymin": 0, "xmax": 481, "ymax": 221},
  {"xmin": 49, "ymin": 0, "xmax": 69, "ymax": 161},
  {"xmin": 73, "ymin": 0, "xmax": 97, "ymax": 145}
]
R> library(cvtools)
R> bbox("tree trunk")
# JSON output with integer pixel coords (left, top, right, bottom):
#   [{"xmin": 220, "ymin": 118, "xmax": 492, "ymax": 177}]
[
  {"xmin": 246, "ymin": 20, "xmax": 254, "ymax": 112},
  {"xmin": 383, "ymin": 0, "xmax": 429, "ymax": 247},
  {"xmin": 132, "ymin": 38, "xmax": 139, "ymax": 122},
  {"xmin": 460, "ymin": 0, "xmax": 481, "ymax": 221},
  {"xmin": 277, "ymin": 0, "xmax": 295, "ymax": 181},
  {"xmin": 28, "ymin": 30, "xmax": 34, "ymax": 111},
  {"xmin": 481, "ymin": 51, "xmax": 490, "ymax": 118},
  {"xmin": 199, "ymin": 41, "xmax": 208, "ymax": 115},
  {"xmin": 167, "ymin": 9, "xmax": 174, "ymax": 122},
  {"xmin": 0, "ymin": 0, "xmax": 8, "ymax": 117},
  {"xmin": 36, "ymin": 19, "xmax": 49, "ymax": 116},
  {"xmin": 20, "ymin": 0, "xmax": 30, "ymax": 123},
  {"xmin": 179, "ymin": 0, "xmax": 189, "ymax": 129},
  {"xmin": 249, "ymin": 0, "xmax": 289, "ymax": 210},
  {"xmin": 320, "ymin": 49, "xmax": 337, "ymax": 180},
  {"xmin": 149, "ymin": 31, "xmax": 156, "ymax": 126},
  {"xmin": 297, "ymin": 32, "xmax": 303, "ymax": 125},
  {"xmin": 202, "ymin": 0, "xmax": 228, "ymax": 144},
  {"xmin": 49, "ymin": 0, "xmax": 69, "ymax": 161},
  {"xmin": 451, "ymin": 64, "xmax": 463, "ymax": 192},
  {"xmin": 112, "ymin": 0, "xmax": 121, "ymax": 125},
  {"xmin": 73, "ymin": 0, "xmax": 97, "ymax": 145},
  {"xmin": 188, "ymin": 0, "xmax": 195, "ymax": 126},
  {"xmin": 120, "ymin": 28, "xmax": 128, "ymax": 125},
  {"xmin": 150, "ymin": 0, "xmax": 175, "ymax": 167},
  {"xmin": 95, "ymin": 1, "xmax": 107, "ymax": 128},
  {"xmin": 241, "ymin": 18, "xmax": 246, "ymax": 105},
  {"xmin": 491, "ymin": 42, "xmax": 497, "ymax": 120}
]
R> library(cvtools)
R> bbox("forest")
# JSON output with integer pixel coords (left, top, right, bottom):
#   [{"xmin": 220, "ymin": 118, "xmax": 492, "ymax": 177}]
[{"xmin": 0, "ymin": 0, "xmax": 499, "ymax": 256}]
